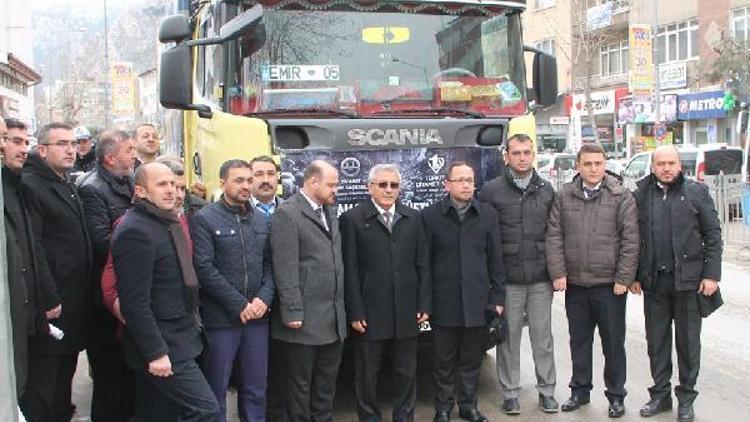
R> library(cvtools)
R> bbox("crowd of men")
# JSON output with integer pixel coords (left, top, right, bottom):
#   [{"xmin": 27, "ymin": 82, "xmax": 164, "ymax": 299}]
[{"xmin": 0, "ymin": 118, "xmax": 722, "ymax": 422}]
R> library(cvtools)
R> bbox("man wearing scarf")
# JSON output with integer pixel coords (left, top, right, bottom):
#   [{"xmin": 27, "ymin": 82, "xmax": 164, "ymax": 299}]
[{"xmin": 112, "ymin": 163, "xmax": 218, "ymax": 421}]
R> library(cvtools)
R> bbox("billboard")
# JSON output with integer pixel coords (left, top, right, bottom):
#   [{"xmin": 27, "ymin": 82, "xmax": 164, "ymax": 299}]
[
  {"xmin": 111, "ymin": 62, "xmax": 136, "ymax": 116},
  {"xmin": 629, "ymin": 24, "xmax": 653, "ymax": 96}
]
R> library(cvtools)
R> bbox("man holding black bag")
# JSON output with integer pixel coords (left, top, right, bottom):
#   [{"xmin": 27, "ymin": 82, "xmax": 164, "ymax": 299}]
[
  {"xmin": 630, "ymin": 145, "xmax": 723, "ymax": 422},
  {"xmin": 423, "ymin": 161, "xmax": 505, "ymax": 422}
]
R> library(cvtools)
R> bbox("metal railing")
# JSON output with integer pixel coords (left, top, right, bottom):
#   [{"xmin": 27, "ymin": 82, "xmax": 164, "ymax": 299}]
[{"xmin": 704, "ymin": 174, "xmax": 750, "ymax": 252}]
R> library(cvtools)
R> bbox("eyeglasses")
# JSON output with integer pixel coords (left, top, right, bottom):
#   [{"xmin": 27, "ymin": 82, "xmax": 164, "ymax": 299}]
[
  {"xmin": 447, "ymin": 178, "xmax": 475, "ymax": 185},
  {"xmin": 7, "ymin": 137, "xmax": 30, "ymax": 147},
  {"xmin": 374, "ymin": 181, "xmax": 400, "ymax": 189},
  {"xmin": 41, "ymin": 140, "xmax": 80, "ymax": 150}
]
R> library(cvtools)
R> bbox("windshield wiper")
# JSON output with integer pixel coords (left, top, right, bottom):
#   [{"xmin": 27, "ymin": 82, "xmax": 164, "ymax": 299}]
[
  {"xmin": 247, "ymin": 108, "xmax": 360, "ymax": 118},
  {"xmin": 371, "ymin": 107, "xmax": 485, "ymax": 119}
]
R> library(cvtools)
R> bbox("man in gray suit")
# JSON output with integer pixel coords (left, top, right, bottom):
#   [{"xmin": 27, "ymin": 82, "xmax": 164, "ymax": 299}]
[{"xmin": 270, "ymin": 160, "xmax": 348, "ymax": 421}]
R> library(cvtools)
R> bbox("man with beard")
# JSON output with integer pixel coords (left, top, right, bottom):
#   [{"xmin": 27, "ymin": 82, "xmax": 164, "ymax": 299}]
[
  {"xmin": 2, "ymin": 118, "xmax": 59, "ymax": 406},
  {"xmin": 20, "ymin": 123, "xmax": 93, "ymax": 421},
  {"xmin": 77, "ymin": 129, "xmax": 136, "ymax": 421},
  {"xmin": 112, "ymin": 163, "xmax": 218, "ymax": 421},
  {"xmin": 192, "ymin": 159, "xmax": 275, "ymax": 421},
  {"xmin": 133, "ymin": 123, "xmax": 160, "ymax": 168},
  {"xmin": 270, "ymin": 160, "xmax": 348, "ymax": 421}
]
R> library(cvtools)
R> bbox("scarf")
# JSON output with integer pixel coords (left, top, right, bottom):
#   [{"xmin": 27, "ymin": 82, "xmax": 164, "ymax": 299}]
[
  {"xmin": 133, "ymin": 199, "xmax": 201, "ymax": 327},
  {"xmin": 506, "ymin": 167, "xmax": 532, "ymax": 191}
]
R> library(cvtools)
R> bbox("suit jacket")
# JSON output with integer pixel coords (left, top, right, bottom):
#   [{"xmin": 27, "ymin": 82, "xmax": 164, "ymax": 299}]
[
  {"xmin": 22, "ymin": 153, "xmax": 92, "ymax": 356},
  {"xmin": 112, "ymin": 205, "xmax": 203, "ymax": 367},
  {"xmin": 422, "ymin": 196, "xmax": 505, "ymax": 327},
  {"xmin": 340, "ymin": 200, "xmax": 431, "ymax": 340},
  {"xmin": 269, "ymin": 193, "xmax": 347, "ymax": 345}
]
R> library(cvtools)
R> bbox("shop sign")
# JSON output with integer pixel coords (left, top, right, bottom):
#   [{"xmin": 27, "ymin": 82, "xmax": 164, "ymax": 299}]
[
  {"xmin": 618, "ymin": 94, "xmax": 677, "ymax": 124},
  {"xmin": 549, "ymin": 116, "xmax": 570, "ymax": 125},
  {"xmin": 659, "ymin": 61, "xmax": 687, "ymax": 90},
  {"xmin": 677, "ymin": 90, "xmax": 727, "ymax": 120},
  {"xmin": 572, "ymin": 90, "xmax": 616, "ymax": 115}
]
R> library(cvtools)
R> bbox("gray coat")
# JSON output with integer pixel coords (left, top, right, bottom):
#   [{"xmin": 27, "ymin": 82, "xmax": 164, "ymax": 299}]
[{"xmin": 269, "ymin": 193, "xmax": 347, "ymax": 345}]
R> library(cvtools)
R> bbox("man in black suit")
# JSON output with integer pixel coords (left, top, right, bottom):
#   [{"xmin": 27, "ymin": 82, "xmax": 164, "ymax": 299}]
[
  {"xmin": 112, "ymin": 163, "xmax": 218, "ymax": 421},
  {"xmin": 20, "ymin": 122, "xmax": 92, "ymax": 422},
  {"xmin": 340, "ymin": 163, "xmax": 431, "ymax": 422},
  {"xmin": 422, "ymin": 161, "xmax": 505, "ymax": 422}
]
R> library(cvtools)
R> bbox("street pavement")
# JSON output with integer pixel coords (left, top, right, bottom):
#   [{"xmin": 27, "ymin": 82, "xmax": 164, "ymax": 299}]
[{"xmin": 69, "ymin": 261, "xmax": 750, "ymax": 421}]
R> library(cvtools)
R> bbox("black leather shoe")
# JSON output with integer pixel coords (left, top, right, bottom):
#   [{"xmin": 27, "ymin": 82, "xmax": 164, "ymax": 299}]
[
  {"xmin": 501, "ymin": 398, "xmax": 520, "ymax": 415},
  {"xmin": 458, "ymin": 407, "xmax": 488, "ymax": 422},
  {"xmin": 608, "ymin": 399, "xmax": 625, "ymax": 418},
  {"xmin": 561, "ymin": 395, "xmax": 590, "ymax": 412},
  {"xmin": 433, "ymin": 410, "xmax": 451, "ymax": 422},
  {"xmin": 678, "ymin": 403, "xmax": 695, "ymax": 422},
  {"xmin": 538, "ymin": 394, "xmax": 559, "ymax": 413},
  {"xmin": 640, "ymin": 396, "xmax": 673, "ymax": 417}
]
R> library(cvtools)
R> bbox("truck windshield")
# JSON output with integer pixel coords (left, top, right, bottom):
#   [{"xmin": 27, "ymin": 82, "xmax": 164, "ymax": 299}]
[{"xmin": 225, "ymin": 4, "xmax": 527, "ymax": 118}]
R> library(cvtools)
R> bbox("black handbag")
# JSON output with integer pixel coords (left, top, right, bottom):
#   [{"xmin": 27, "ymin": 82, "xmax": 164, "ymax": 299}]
[
  {"xmin": 485, "ymin": 306, "xmax": 508, "ymax": 349},
  {"xmin": 697, "ymin": 288, "xmax": 723, "ymax": 318}
]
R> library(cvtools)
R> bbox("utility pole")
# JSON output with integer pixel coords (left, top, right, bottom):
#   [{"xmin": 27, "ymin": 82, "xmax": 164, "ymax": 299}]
[
  {"xmin": 653, "ymin": 0, "xmax": 661, "ymax": 125},
  {"xmin": 103, "ymin": 0, "xmax": 111, "ymax": 127}
]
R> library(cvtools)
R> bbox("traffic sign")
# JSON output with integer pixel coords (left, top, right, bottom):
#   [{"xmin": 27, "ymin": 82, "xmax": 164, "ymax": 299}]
[{"xmin": 654, "ymin": 123, "xmax": 667, "ymax": 141}]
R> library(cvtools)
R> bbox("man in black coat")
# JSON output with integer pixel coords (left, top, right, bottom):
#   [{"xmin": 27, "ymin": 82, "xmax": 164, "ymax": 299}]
[
  {"xmin": 2, "ymin": 118, "xmax": 59, "ymax": 402},
  {"xmin": 76, "ymin": 128, "xmax": 136, "ymax": 421},
  {"xmin": 630, "ymin": 145, "xmax": 722, "ymax": 422},
  {"xmin": 478, "ymin": 133, "xmax": 558, "ymax": 415},
  {"xmin": 422, "ymin": 161, "xmax": 505, "ymax": 422},
  {"xmin": 20, "ymin": 122, "xmax": 93, "ymax": 422},
  {"xmin": 112, "ymin": 163, "xmax": 218, "ymax": 421},
  {"xmin": 340, "ymin": 163, "xmax": 431, "ymax": 422}
]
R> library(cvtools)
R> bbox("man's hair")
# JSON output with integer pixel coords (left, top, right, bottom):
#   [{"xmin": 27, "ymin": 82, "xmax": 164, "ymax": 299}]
[
  {"xmin": 37, "ymin": 122, "xmax": 74, "ymax": 145},
  {"xmin": 303, "ymin": 160, "xmax": 333, "ymax": 182},
  {"xmin": 219, "ymin": 159, "xmax": 251, "ymax": 180},
  {"xmin": 96, "ymin": 129, "xmax": 130, "ymax": 163},
  {"xmin": 504, "ymin": 133, "xmax": 533, "ymax": 153},
  {"xmin": 250, "ymin": 155, "xmax": 280, "ymax": 172},
  {"xmin": 445, "ymin": 161, "xmax": 474, "ymax": 179},
  {"xmin": 576, "ymin": 143, "xmax": 606, "ymax": 161},
  {"xmin": 133, "ymin": 123, "xmax": 157, "ymax": 138},
  {"xmin": 134, "ymin": 165, "xmax": 148, "ymax": 187},
  {"xmin": 368, "ymin": 163, "xmax": 401, "ymax": 183},
  {"xmin": 156, "ymin": 155, "xmax": 185, "ymax": 176},
  {"xmin": 4, "ymin": 118, "xmax": 27, "ymax": 131}
]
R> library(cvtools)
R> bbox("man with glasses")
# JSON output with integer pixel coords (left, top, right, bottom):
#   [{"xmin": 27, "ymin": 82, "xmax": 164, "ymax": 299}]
[
  {"xmin": 340, "ymin": 163, "xmax": 431, "ymax": 422},
  {"xmin": 423, "ymin": 161, "xmax": 505, "ymax": 422},
  {"xmin": 2, "ymin": 118, "xmax": 60, "ymax": 410},
  {"xmin": 479, "ymin": 133, "xmax": 559, "ymax": 415},
  {"xmin": 20, "ymin": 123, "xmax": 93, "ymax": 421}
]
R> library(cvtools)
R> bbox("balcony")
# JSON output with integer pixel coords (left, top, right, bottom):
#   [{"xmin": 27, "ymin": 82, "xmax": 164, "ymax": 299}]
[{"xmin": 575, "ymin": 1, "xmax": 630, "ymax": 32}]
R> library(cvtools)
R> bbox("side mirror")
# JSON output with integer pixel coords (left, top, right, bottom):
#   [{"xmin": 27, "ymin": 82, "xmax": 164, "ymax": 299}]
[
  {"xmin": 160, "ymin": 44, "xmax": 212, "ymax": 117},
  {"xmin": 532, "ymin": 52, "xmax": 558, "ymax": 107},
  {"xmin": 159, "ymin": 15, "xmax": 191, "ymax": 43}
]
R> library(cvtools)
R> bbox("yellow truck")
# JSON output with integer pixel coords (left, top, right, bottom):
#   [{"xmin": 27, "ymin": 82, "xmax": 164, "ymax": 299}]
[{"xmin": 158, "ymin": 0, "xmax": 557, "ymax": 207}]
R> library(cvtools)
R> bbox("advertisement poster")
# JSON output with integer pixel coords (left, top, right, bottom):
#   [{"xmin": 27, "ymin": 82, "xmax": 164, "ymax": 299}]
[
  {"xmin": 111, "ymin": 62, "xmax": 136, "ymax": 115},
  {"xmin": 279, "ymin": 147, "xmax": 503, "ymax": 215},
  {"xmin": 618, "ymin": 94, "xmax": 677, "ymax": 124},
  {"xmin": 629, "ymin": 24, "xmax": 653, "ymax": 96}
]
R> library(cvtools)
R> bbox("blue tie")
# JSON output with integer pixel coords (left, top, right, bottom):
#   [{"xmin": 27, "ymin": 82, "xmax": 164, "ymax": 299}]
[{"xmin": 258, "ymin": 203, "xmax": 275, "ymax": 224}]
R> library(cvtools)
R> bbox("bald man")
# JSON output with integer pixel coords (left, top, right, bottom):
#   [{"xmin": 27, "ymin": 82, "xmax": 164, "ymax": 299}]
[
  {"xmin": 630, "ymin": 145, "xmax": 722, "ymax": 422},
  {"xmin": 270, "ymin": 160, "xmax": 348, "ymax": 421},
  {"xmin": 112, "ymin": 163, "xmax": 219, "ymax": 421}
]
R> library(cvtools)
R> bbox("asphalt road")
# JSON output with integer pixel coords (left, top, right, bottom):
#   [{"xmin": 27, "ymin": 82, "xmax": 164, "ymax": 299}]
[{"xmin": 70, "ymin": 261, "xmax": 750, "ymax": 421}]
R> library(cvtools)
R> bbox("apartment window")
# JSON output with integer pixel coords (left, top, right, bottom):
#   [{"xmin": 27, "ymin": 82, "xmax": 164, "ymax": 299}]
[
  {"xmin": 536, "ymin": 0, "xmax": 555, "ymax": 9},
  {"xmin": 656, "ymin": 19, "xmax": 699, "ymax": 63},
  {"xmin": 734, "ymin": 7, "xmax": 750, "ymax": 41},
  {"xmin": 600, "ymin": 41, "xmax": 628, "ymax": 75},
  {"xmin": 534, "ymin": 39, "xmax": 556, "ymax": 56}
]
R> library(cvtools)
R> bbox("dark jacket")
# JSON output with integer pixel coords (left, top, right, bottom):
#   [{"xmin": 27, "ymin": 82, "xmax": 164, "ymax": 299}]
[
  {"xmin": 633, "ymin": 173, "xmax": 722, "ymax": 291},
  {"xmin": 546, "ymin": 174, "xmax": 640, "ymax": 287},
  {"xmin": 269, "ymin": 193, "xmax": 347, "ymax": 345},
  {"xmin": 73, "ymin": 146, "xmax": 96, "ymax": 175},
  {"xmin": 422, "ymin": 196, "xmax": 505, "ymax": 328},
  {"xmin": 77, "ymin": 163, "xmax": 133, "ymax": 306},
  {"xmin": 112, "ymin": 204, "xmax": 203, "ymax": 367},
  {"xmin": 22, "ymin": 153, "xmax": 93, "ymax": 355},
  {"xmin": 479, "ymin": 169, "xmax": 555, "ymax": 285},
  {"xmin": 3, "ymin": 166, "xmax": 55, "ymax": 396},
  {"xmin": 340, "ymin": 200, "xmax": 431, "ymax": 340},
  {"xmin": 191, "ymin": 199, "xmax": 275, "ymax": 328}
]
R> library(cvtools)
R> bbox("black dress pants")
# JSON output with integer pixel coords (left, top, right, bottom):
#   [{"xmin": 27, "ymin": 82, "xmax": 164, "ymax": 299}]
[
  {"xmin": 432, "ymin": 325, "xmax": 487, "ymax": 413},
  {"xmin": 88, "ymin": 308, "xmax": 135, "ymax": 422},
  {"xmin": 644, "ymin": 273, "xmax": 702, "ymax": 404},
  {"xmin": 282, "ymin": 340, "xmax": 343, "ymax": 422},
  {"xmin": 20, "ymin": 353, "xmax": 78, "ymax": 422},
  {"xmin": 565, "ymin": 283, "xmax": 627, "ymax": 401},
  {"xmin": 266, "ymin": 337, "xmax": 287, "ymax": 421},
  {"xmin": 354, "ymin": 337, "xmax": 418, "ymax": 422}
]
